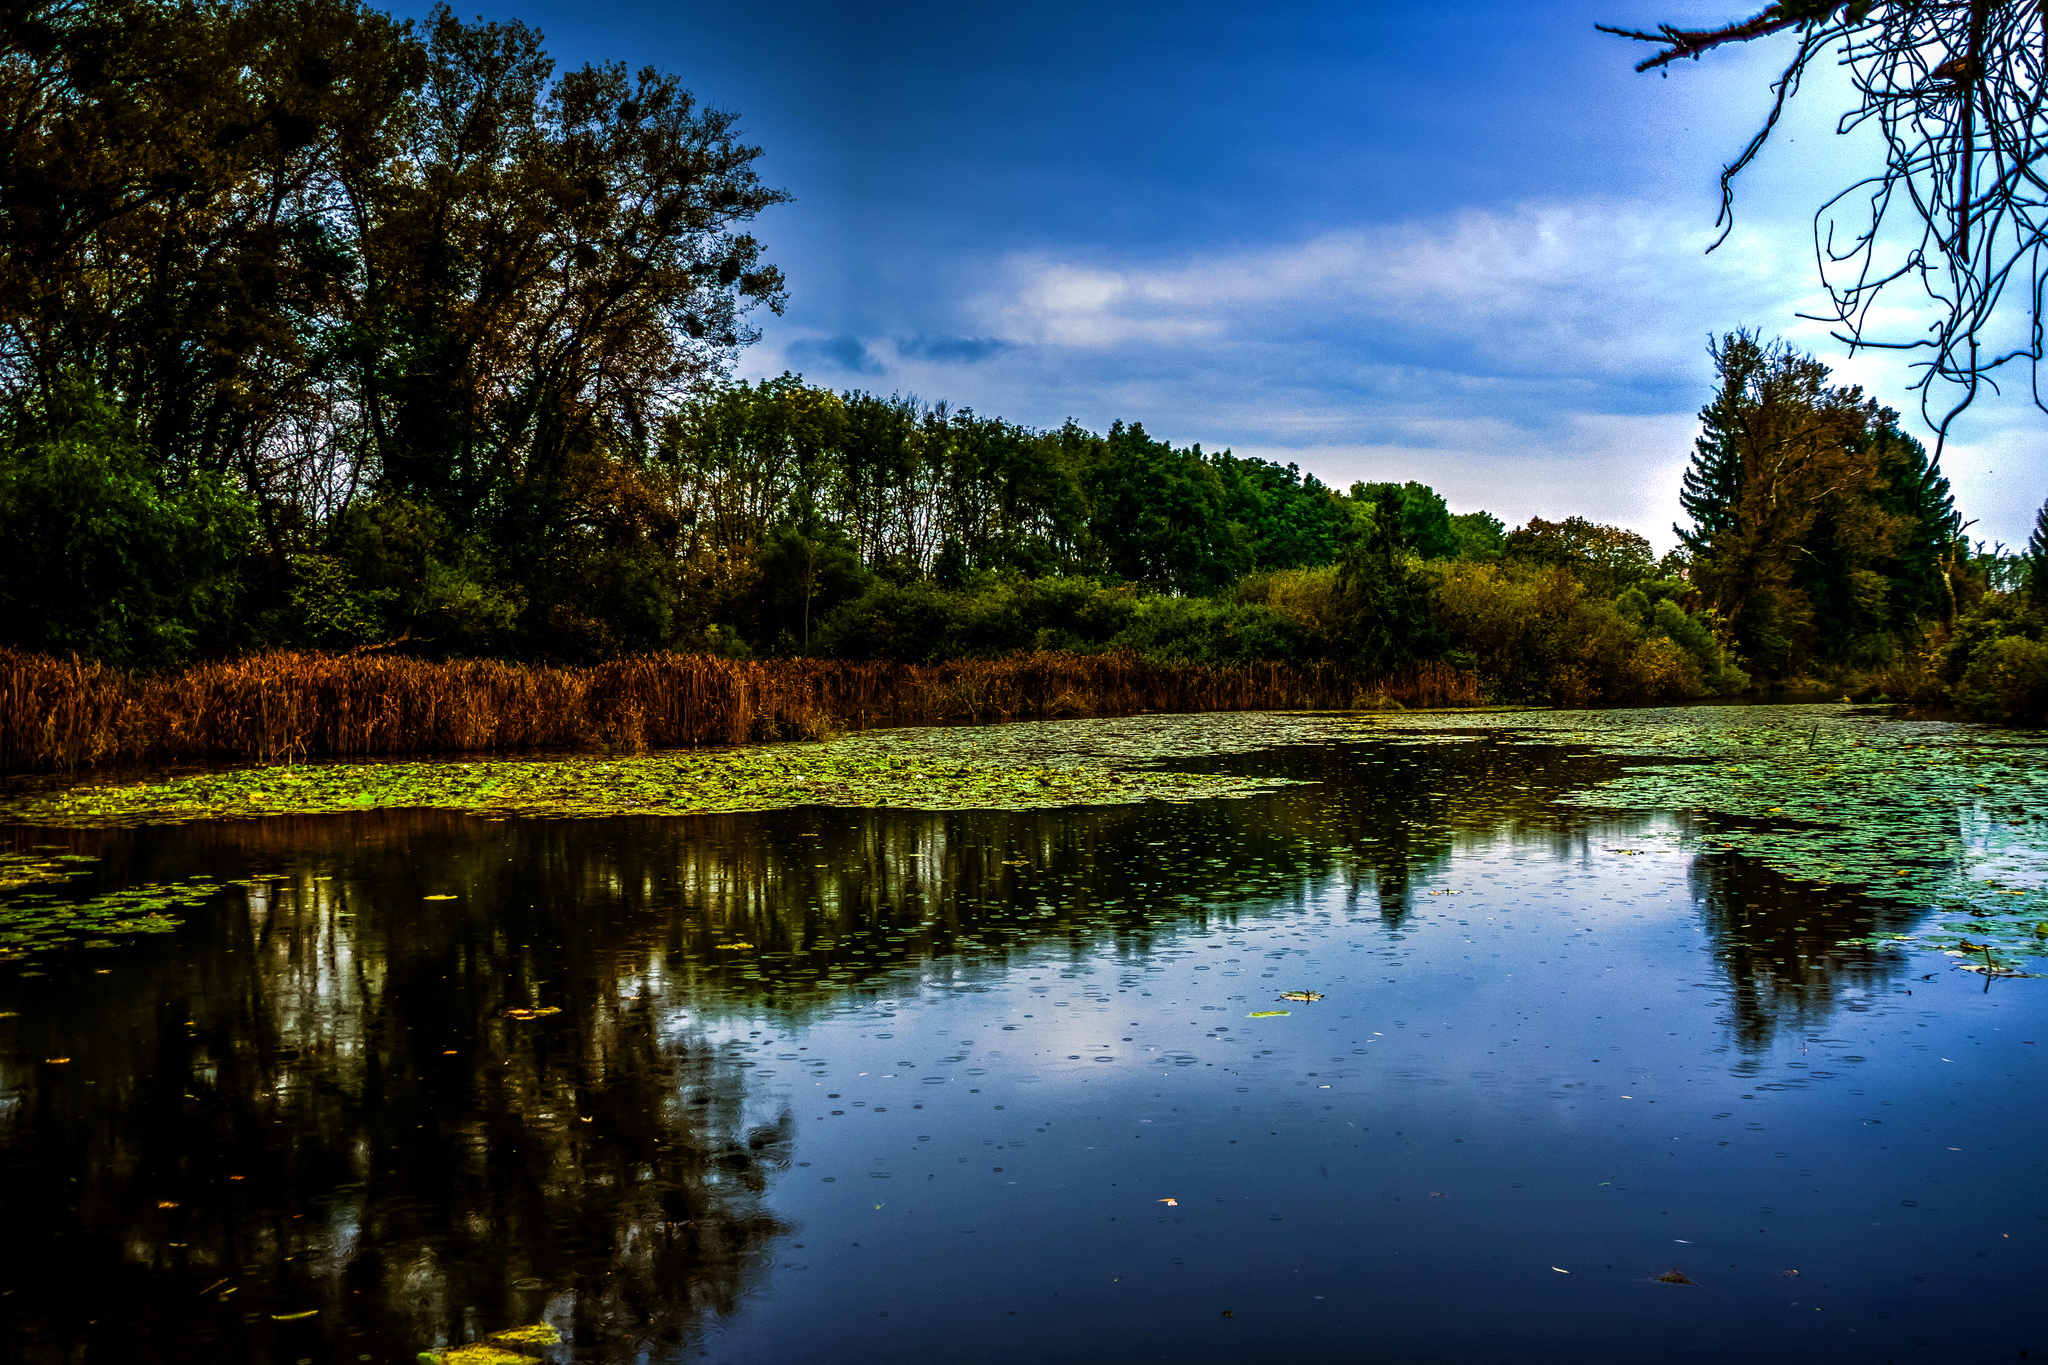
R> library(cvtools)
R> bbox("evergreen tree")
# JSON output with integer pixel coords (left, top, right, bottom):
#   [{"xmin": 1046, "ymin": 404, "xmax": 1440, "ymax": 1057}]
[
  {"xmin": 2026, "ymin": 495, "xmax": 2048, "ymax": 604},
  {"xmin": 1676, "ymin": 333, "xmax": 1757, "ymax": 560}
]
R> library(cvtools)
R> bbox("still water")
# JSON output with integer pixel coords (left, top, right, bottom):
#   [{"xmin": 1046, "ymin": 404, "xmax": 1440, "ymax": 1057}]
[{"xmin": 1, "ymin": 712, "xmax": 2042, "ymax": 1363}]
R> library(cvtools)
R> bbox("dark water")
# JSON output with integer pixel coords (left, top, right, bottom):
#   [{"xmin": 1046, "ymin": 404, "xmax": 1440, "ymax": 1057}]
[{"xmin": 1, "ymin": 724, "xmax": 2042, "ymax": 1364}]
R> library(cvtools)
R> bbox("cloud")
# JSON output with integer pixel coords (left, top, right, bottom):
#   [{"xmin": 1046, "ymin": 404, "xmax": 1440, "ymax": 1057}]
[
  {"xmin": 976, "ymin": 200, "xmax": 1806, "ymax": 385},
  {"xmin": 756, "ymin": 198, "xmax": 2045, "ymax": 546},
  {"xmin": 895, "ymin": 334, "xmax": 1014, "ymax": 364},
  {"xmin": 1230, "ymin": 413, "xmax": 1701, "ymax": 553},
  {"xmin": 784, "ymin": 334, "xmax": 886, "ymax": 375}
]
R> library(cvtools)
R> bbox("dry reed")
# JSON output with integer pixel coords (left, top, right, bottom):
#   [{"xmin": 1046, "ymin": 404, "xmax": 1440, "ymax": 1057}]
[{"xmin": 0, "ymin": 648, "xmax": 1479, "ymax": 771}]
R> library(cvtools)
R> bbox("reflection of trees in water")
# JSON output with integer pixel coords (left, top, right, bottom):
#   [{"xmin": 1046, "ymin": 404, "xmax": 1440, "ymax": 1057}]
[
  {"xmin": 0, "ymin": 729, "xmax": 1889, "ymax": 1359},
  {"xmin": 0, "ymin": 841, "xmax": 789, "ymax": 1363},
  {"xmin": 1687, "ymin": 835, "xmax": 1920, "ymax": 1051},
  {"xmin": 1253, "ymin": 736, "xmax": 1635, "ymax": 925},
  {"xmin": 119, "ymin": 734, "xmax": 1641, "ymax": 1009}
]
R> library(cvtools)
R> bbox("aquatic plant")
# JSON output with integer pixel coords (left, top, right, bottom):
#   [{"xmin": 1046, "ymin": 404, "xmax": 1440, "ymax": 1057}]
[
  {"xmin": 0, "ymin": 874, "xmax": 214, "ymax": 959},
  {"xmin": 1368, "ymin": 704, "xmax": 2048, "ymax": 974},
  {"xmin": 0, "ymin": 728, "xmax": 1311, "ymax": 829}
]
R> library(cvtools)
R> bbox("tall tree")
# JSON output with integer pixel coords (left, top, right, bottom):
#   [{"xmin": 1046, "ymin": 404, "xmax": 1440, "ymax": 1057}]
[{"xmin": 1679, "ymin": 333, "xmax": 1958, "ymax": 674}]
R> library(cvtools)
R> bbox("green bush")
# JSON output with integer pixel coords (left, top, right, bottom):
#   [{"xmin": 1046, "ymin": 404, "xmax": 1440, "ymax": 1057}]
[
  {"xmin": 1429, "ymin": 561, "xmax": 1696, "ymax": 704},
  {"xmin": 1109, "ymin": 596, "xmax": 1308, "ymax": 664},
  {"xmin": 0, "ymin": 384, "xmax": 254, "ymax": 665},
  {"xmin": 1955, "ymin": 634, "xmax": 2048, "ymax": 721}
]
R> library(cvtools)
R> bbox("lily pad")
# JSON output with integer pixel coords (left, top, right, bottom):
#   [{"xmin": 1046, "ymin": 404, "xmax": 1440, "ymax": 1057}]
[
  {"xmin": 1366, "ymin": 703, "xmax": 2048, "ymax": 974},
  {"xmin": 0, "ymin": 878, "xmax": 216, "ymax": 959},
  {"xmin": 0, "ymin": 726, "xmax": 1310, "ymax": 830}
]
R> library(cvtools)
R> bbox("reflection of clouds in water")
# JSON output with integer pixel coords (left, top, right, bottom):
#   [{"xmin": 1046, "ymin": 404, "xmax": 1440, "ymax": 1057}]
[{"xmin": 2, "ymin": 710, "xmax": 1979, "ymax": 1359}]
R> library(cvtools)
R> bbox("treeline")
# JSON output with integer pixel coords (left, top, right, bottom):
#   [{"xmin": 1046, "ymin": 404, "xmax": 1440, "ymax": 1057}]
[
  {"xmin": 0, "ymin": 0, "xmax": 784, "ymax": 663},
  {"xmin": 0, "ymin": 0, "xmax": 2014, "ymax": 714}
]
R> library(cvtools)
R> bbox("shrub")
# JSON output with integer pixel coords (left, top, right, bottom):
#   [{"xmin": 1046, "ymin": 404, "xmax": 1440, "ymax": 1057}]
[
  {"xmin": 1429, "ymin": 561, "xmax": 1696, "ymax": 704},
  {"xmin": 1954, "ymin": 634, "xmax": 2048, "ymax": 721},
  {"xmin": 0, "ymin": 384, "xmax": 254, "ymax": 665}
]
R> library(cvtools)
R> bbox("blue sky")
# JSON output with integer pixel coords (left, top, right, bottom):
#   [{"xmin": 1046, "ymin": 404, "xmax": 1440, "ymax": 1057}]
[{"xmin": 397, "ymin": 0, "xmax": 2044, "ymax": 550}]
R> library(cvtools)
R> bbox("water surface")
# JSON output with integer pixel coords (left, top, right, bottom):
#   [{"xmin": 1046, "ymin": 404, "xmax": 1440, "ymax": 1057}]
[{"xmin": 2, "ymin": 709, "xmax": 2042, "ymax": 1363}]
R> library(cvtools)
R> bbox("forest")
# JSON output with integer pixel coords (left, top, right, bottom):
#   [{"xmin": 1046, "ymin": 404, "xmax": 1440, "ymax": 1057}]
[{"xmin": 3, "ymin": 0, "xmax": 2046, "ymax": 724}]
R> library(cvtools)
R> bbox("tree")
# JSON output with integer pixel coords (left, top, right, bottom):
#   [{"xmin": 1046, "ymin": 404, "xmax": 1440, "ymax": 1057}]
[
  {"xmin": 1602, "ymin": 1, "xmax": 2048, "ymax": 427},
  {"xmin": 1677, "ymin": 333, "xmax": 1959, "ymax": 674},
  {"xmin": 1504, "ymin": 516, "xmax": 1656, "ymax": 597},
  {"xmin": 1334, "ymin": 497, "xmax": 1441, "ymax": 674},
  {"xmin": 1348, "ymin": 481, "xmax": 1458, "ymax": 561},
  {"xmin": 1081, "ymin": 422, "xmax": 1247, "ymax": 594},
  {"xmin": 1449, "ymin": 510, "xmax": 1506, "ymax": 562},
  {"xmin": 0, "ymin": 0, "xmax": 788, "ymax": 658},
  {"xmin": 2025, "ymin": 495, "xmax": 2048, "ymax": 602}
]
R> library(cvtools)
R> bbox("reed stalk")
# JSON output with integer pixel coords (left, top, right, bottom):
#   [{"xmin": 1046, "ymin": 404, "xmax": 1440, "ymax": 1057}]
[{"xmin": 0, "ymin": 648, "xmax": 1479, "ymax": 771}]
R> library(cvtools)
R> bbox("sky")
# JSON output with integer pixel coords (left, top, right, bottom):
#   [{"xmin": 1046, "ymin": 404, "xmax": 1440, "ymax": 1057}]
[{"xmin": 393, "ymin": 0, "xmax": 2045, "ymax": 551}]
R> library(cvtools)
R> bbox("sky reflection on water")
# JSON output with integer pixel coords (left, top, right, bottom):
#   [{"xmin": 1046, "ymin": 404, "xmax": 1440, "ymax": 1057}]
[{"xmin": 0, "ymin": 719, "xmax": 2042, "ymax": 1364}]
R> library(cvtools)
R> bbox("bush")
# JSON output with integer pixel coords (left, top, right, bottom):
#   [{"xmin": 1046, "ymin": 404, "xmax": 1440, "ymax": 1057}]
[
  {"xmin": 0, "ymin": 384, "xmax": 254, "ymax": 665},
  {"xmin": 1110, "ymin": 596, "xmax": 1309, "ymax": 665},
  {"xmin": 1430, "ymin": 561, "xmax": 1699, "ymax": 704},
  {"xmin": 1954, "ymin": 634, "xmax": 2048, "ymax": 721},
  {"xmin": 1230, "ymin": 566, "xmax": 1347, "ymax": 654},
  {"xmin": 814, "ymin": 574, "xmax": 1143, "ymax": 663}
]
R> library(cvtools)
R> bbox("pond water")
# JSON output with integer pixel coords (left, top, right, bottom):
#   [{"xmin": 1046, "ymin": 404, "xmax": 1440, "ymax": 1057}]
[{"xmin": 1, "ymin": 706, "xmax": 2043, "ymax": 1364}]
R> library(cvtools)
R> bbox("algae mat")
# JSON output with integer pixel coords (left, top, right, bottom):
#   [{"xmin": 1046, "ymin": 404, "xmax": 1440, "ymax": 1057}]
[
  {"xmin": 1364, "ymin": 703, "xmax": 2048, "ymax": 974},
  {"xmin": 0, "ymin": 724, "xmax": 1332, "ymax": 830}
]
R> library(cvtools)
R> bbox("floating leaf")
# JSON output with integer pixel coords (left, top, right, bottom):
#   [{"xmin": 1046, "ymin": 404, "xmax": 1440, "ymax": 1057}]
[
  {"xmin": 1278, "ymin": 991, "xmax": 1323, "ymax": 1002},
  {"xmin": 419, "ymin": 1349, "xmax": 539, "ymax": 1365},
  {"xmin": 1246, "ymin": 1010, "xmax": 1291, "ymax": 1018},
  {"xmin": 486, "ymin": 1325, "xmax": 562, "ymax": 1348},
  {"xmin": 0, "ymin": 716, "xmax": 1324, "ymax": 830}
]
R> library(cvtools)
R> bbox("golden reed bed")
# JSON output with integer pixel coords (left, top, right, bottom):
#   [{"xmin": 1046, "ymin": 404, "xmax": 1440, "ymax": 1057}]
[{"xmin": 0, "ymin": 649, "xmax": 1478, "ymax": 770}]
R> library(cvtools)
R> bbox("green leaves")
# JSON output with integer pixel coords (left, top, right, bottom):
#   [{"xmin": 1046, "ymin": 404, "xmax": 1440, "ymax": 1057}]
[
  {"xmin": 0, "ymin": 719, "xmax": 1316, "ymax": 829},
  {"xmin": 0, "ymin": 874, "xmax": 216, "ymax": 959},
  {"xmin": 1373, "ymin": 704, "xmax": 2048, "ymax": 974}
]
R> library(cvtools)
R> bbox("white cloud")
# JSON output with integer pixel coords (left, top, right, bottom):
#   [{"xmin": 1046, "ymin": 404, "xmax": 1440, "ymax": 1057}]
[
  {"xmin": 979, "ymin": 200, "xmax": 1806, "ymax": 380},
  {"xmin": 755, "ymin": 195, "xmax": 2047, "ymax": 547},
  {"xmin": 1231, "ymin": 412, "xmax": 1700, "ymax": 554}
]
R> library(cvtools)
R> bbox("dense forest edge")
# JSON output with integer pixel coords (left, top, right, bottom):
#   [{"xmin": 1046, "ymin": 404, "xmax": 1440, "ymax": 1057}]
[{"xmin": 6, "ymin": 0, "xmax": 2048, "ymax": 770}]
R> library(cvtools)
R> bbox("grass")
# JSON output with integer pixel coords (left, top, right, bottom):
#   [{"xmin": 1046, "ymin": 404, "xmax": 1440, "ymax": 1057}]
[{"xmin": 0, "ymin": 649, "xmax": 1476, "ymax": 771}]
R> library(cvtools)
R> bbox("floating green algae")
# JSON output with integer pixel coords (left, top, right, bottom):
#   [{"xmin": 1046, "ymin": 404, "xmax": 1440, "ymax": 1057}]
[
  {"xmin": 0, "ymin": 726, "xmax": 1313, "ymax": 830},
  {"xmin": 1365, "ymin": 703, "xmax": 2048, "ymax": 974},
  {"xmin": 0, "ymin": 850, "xmax": 96, "ymax": 892},
  {"xmin": 0, "ymin": 877, "xmax": 215, "ymax": 959}
]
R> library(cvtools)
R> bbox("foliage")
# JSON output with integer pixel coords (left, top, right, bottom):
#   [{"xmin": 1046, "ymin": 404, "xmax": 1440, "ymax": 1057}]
[
  {"xmin": 1937, "ymin": 589, "xmax": 2048, "ymax": 720},
  {"xmin": 1954, "ymin": 633, "xmax": 2048, "ymax": 721},
  {"xmin": 0, "ymin": 383, "xmax": 255, "ymax": 665},
  {"xmin": 1675, "ymin": 333, "xmax": 1962, "ymax": 681},
  {"xmin": 1350, "ymin": 480, "xmax": 1458, "ymax": 561},
  {"xmin": 1428, "ymin": 561, "xmax": 1708, "ymax": 705},
  {"xmin": 1504, "ymin": 515, "xmax": 1656, "ymax": 597},
  {"xmin": 1449, "ymin": 510, "xmax": 1506, "ymax": 562},
  {"xmin": 0, "ymin": 0, "xmax": 787, "ymax": 657}
]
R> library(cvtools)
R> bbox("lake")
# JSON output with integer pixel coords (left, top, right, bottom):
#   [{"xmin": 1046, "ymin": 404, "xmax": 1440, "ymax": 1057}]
[{"xmin": 1, "ymin": 705, "xmax": 2042, "ymax": 1364}]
